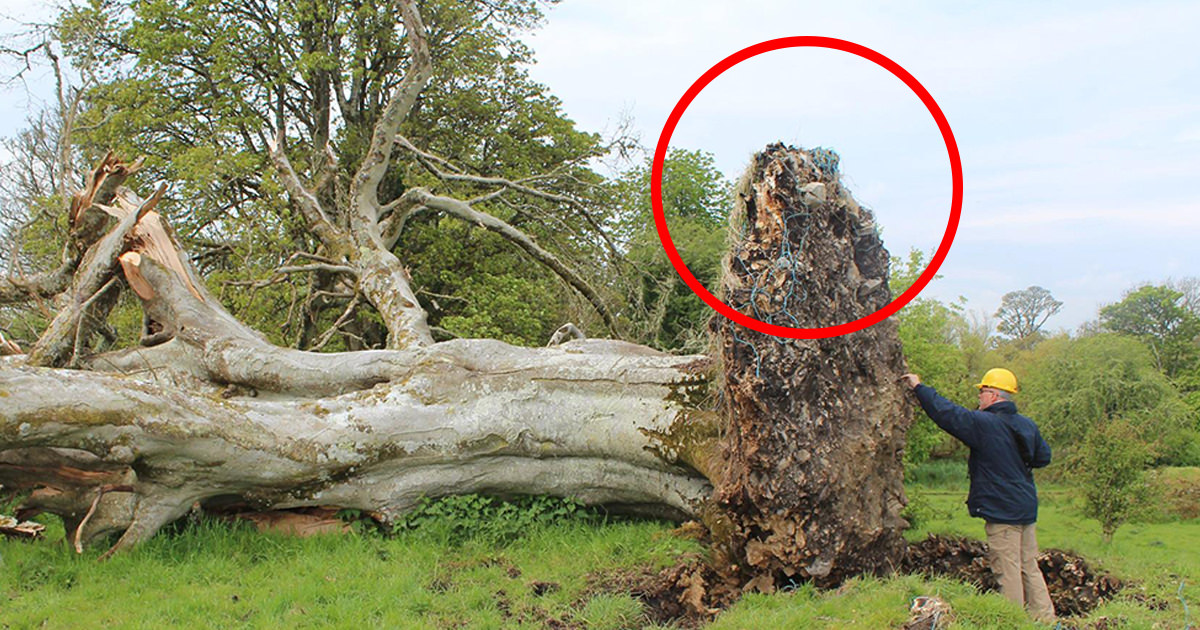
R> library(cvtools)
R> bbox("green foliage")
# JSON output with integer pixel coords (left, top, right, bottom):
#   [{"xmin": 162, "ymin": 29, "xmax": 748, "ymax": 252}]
[
  {"xmin": 900, "ymin": 485, "xmax": 952, "ymax": 530},
  {"xmin": 905, "ymin": 458, "xmax": 969, "ymax": 490},
  {"xmin": 403, "ymin": 216, "xmax": 572, "ymax": 346},
  {"xmin": 5, "ymin": 484, "xmax": 1200, "ymax": 629},
  {"xmin": 575, "ymin": 593, "xmax": 646, "ymax": 630},
  {"xmin": 1075, "ymin": 419, "xmax": 1155, "ymax": 541},
  {"xmin": 43, "ymin": 0, "xmax": 609, "ymax": 349},
  {"xmin": 611, "ymin": 149, "xmax": 731, "ymax": 351},
  {"xmin": 1100, "ymin": 284, "xmax": 1200, "ymax": 377},
  {"xmin": 0, "ymin": 509, "xmax": 694, "ymax": 629},
  {"xmin": 890, "ymin": 249, "xmax": 973, "ymax": 466},
  {"xmin": 389, "ymin": 494, "xmax": 598, "ymax": 547},
  {"xmin": 1020, "ymin": 333, "xmax": 1197, "ymax": 466},
  {"xmin": 437, "ymin": 274, "xmax": 558, "ymax": 345}
]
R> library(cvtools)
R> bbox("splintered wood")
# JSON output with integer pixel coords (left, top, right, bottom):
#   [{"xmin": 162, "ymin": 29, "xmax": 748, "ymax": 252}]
[{"xmin": 0, "ymin": 514, "xmax": 45, "ymax": 540}]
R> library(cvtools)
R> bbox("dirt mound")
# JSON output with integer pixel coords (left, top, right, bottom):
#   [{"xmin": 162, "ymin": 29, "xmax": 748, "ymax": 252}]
[
  {"xmin": 586, "ymin": 556, "xmax": 734, "ymax": 629},
  {"xmin": 902, "ymin": 534, "xmax": 997, "ymax": 590},
  {"xmin": 604, "ymin": 536, "xmax": 1122, "ymax": 628},
  {"xmin": 904, "ymin": 535, "xmax": 1123, "ymax": 616}
]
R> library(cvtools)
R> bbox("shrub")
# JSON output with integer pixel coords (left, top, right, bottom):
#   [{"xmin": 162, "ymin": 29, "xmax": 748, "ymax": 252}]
[
  {"xmin": 1075, "ymin": 419, "xmax": 1154, "ymax": 541},
  {"xmin": 905, "ymin": 457, "xmax": 969, "ymax": 490},
  {"xmin": 1144, "ymin": 467, "xmax": 1200, "ymax": 521},
  {"xmin": 1021, "ymin": 334, "xmax": 1196, "ymax": 466},
  {"xmin": 388, "ymin": 494, "xmax": 598, "ymax": 547}
]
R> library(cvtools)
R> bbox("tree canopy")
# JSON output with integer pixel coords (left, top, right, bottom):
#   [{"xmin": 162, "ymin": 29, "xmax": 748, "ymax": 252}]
[
  {"xmin": 1100, "ymin": 284, "xmax": 1200, "ymax": 377},
  {"xmin": 994, "ymin": 285, "xmax": 1062, "ymax": 343},
  {"xmin": 609, "ymin": 148, "xmax": 730, "ymax": 352},
  {"xmin": 6, "ymin": 0, "xmax": 618, "ymax": 353}
]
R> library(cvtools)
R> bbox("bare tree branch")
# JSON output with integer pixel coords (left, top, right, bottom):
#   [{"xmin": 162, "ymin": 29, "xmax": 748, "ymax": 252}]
[
  {"xmin": 70, "ymin": 277, "xmax": 119, "ymax": 368},
  {"xmin": 405, "ymin": 188, "xmax": 617, "ymax": 335},
  {"xmin": 266, "ymin": 131, "xmax": 346, "ymax": 248},
  {"xmin": 308, "ymin": 292, "xmax": 362, "ymax": 351},
  {"xmin": 393, "ymin": 135, "xmax": 622, "ymax": 258},
  {"xmin": 350, "ymin": 0, "xmax": 431, "ymax": 229},
  {"xmin": 399, "ymin": 135, "xmax": 583, "ymax": 207},
  {"xmin": 0, "ymin": 328, "xmax": 22, "ymax": 355},
  {"xmin": 275, "ymin": 263, "xmax": 358, "ymax": 277},
  {"xmin": 0, "ymin": 258, "xmax": 78, "ymax": 305}
]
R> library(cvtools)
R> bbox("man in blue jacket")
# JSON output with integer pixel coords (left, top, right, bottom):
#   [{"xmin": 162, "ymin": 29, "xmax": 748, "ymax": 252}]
[{"xmin": 901, "ymin": 368, "xmax": 1056, "ymax": 623}]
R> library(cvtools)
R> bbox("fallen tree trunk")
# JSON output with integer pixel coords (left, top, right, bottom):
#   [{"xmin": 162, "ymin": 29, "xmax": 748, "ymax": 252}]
[
  {"xmin": 2, "ymin": 144, "xmax": 912, "ymax": 584},
  {"xmin": 1, "ymin": 339, "xmax": 716, "ymax": 554},
  {"xmin": 0, "ymin": 162, "xmax": 720, "ymax": 555}
]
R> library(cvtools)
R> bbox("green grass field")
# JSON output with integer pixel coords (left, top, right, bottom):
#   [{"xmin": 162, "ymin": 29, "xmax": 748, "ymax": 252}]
[{"xmin": 2, "ymin": 468, "xmax": 1197, "ymax": 629}]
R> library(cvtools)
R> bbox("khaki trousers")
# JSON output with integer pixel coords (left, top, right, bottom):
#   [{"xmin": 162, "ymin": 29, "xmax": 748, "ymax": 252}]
[{"xmin": 985, "ymin": 522, "xmax": 1056, "ymax": 623}]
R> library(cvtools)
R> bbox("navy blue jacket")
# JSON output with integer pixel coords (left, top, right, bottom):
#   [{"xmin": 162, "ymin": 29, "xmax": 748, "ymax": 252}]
[{"xmin": 913, "ymin": 384, "xmax": 1052, "ymax": 524}]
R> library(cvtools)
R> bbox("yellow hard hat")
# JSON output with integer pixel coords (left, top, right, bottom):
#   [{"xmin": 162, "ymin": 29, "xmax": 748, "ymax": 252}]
[{"xmin": 976, "ymin": 368, "xmax": 1018, "ymax": 394}]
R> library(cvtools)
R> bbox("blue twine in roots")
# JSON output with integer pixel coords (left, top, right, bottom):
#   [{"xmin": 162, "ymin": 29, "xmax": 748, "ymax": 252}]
[{"xmin": 728, "ymin": 320, "xmax": 762, "ymax": 378}]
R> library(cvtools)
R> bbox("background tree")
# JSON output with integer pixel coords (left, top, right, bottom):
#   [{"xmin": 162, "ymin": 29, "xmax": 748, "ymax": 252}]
[
  {"xmin": 1076, "ymin": 419, "xmax": 1154, "ymax": 542},
  {"xmin": 994, "ymin": 285, "xmax": 1062, "ymax": 344},
  {"xmin": 890, "ymin": 249, "xmax": 972, "ymax": 467},
  {"xmin": 42, "ymin": 0, "xmax": 619, "ymax": 352},
  {"xmin": 1161, "ymin": 277, "xmax": 1200, "ymax": 424},
  {"xmin": 1019, "ymin": 333, "xmax": 1197, "ymax": 466},
  {"xmin": 1168, "ymin": 276, "xmax": 1200, "ymax": 317},
  {"xmin": 610, "ymin": 148, "xmax": 729, "ymax": 352},
  {"xmin": 1100, "ymin": 284, "xmax": 1200, "ymax": 378}
]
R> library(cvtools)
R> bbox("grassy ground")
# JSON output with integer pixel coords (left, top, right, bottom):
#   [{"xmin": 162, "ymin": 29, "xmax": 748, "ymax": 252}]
[
  {"xmin": 901, "ymin": 463, "xmax": 1200, "ymax": 630},
  {"xmin": 2, "ymin": 468, "xmax": 1197, "ymax": 629},
  {"xmin": 0, "ymin": 512, "xmax": 694, "ymax": 629}
]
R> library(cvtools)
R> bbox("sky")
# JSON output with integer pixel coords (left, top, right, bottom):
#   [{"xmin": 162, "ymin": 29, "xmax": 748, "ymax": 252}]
[
  {"xmin": 525, "ymin": 0, "xmax": 1200, "ymax": 332},
  {"xmin": 2, "ymin": 0, "xmax": 1198, "ymax": 333}
]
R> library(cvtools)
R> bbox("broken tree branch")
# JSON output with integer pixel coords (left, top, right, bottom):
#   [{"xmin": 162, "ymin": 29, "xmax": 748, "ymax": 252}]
[{"xmin": 28, "ymin": 183, "xmax": 166, "ymax": 367}]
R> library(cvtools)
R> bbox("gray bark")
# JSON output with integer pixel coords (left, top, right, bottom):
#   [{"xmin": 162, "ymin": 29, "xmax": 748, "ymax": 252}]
[
  {"xmin": 0, "ymin": 158, "xmax": 717, "ymax": 556},
  {"xmin": 1, "ymin": 338, "xmax": 713, "ymax": 554}
]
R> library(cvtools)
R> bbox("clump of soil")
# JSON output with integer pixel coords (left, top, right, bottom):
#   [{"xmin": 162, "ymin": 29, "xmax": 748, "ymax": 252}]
[
  {"xmin": 904, "ymin": 535, "xmax": 1123, "ymax": 617},
  {"xmin": 902, "ymin": 534, "xmax": 996, "ymax": 590},
  {"xmin": 591, "ymin": 537, "xmax": 1124, "ymax": 628},
  {"xmin": 586, "ymin": 556, "xmax": 736, "ymax": 629}
]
